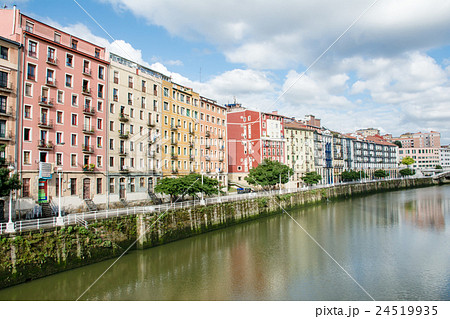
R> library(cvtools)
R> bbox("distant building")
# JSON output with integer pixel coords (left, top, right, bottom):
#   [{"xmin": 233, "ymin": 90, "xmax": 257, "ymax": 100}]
[
  {"xmin": 398, "ymin": 147, "xmax": 440, "ymax": 170},
  {"xmin": 356, "ymin": 128, "xmax": 380, "ymax": 137},
  {"xmin": 388, "ymin": 131, "xmax": 441, "ymax": 148},
  {"xmin": 439, "ymin": 145, "xmax": 450, "ymax": 169}
]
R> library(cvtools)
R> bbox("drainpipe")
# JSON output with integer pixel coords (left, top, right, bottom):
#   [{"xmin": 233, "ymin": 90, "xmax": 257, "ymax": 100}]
[{"xmin": 12, "ymin": 5, "xmax": 16, "ymax": 35}]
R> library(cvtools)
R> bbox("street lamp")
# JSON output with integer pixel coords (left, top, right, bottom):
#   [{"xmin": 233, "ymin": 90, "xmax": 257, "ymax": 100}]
[
  {"xmin": 216, "ymin": 168, "xmax": 221, "ymax": 203},
  {"xmin": 56, "ymin": 167, "xmax": 64, "ymax": 226},
  {"xmin": 6, "ymin": 164, "xmax": 15, "ymax": 233},
  {"xmin": 200, "ymin": 170, "xmax": 206, "ymax": 206}
]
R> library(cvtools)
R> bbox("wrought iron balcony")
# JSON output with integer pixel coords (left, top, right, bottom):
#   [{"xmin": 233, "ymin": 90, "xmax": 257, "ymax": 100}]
[
  {"xmin": 37, "ymin": 140, "xmax": 53, "ymax": 150},
  {"xmin": 82, "ymin": 144, "xmax": 94, "ymax": 153},
  {"xmin": 38, "ymin": 96, "xmax": 54, "ymax": 107}
]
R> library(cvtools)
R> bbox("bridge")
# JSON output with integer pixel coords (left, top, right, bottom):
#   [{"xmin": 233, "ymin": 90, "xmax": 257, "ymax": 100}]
[{"xmin": 431, "ymin": 171, "xmax": 450, "ymax": 183}]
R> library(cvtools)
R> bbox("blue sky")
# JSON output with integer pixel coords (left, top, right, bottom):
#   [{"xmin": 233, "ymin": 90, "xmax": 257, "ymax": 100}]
[{"xmin": 7, "ymin": 0, "xmax": 450, "ymax": 144}]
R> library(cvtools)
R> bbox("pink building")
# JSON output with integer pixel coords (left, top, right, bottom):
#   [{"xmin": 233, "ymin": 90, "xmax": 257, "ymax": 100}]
[
  {"xmin": 0, "ymin": 8, "xmax": 108, "ymax": 215},
  {"xmin": 226, "ymin": 104, "xmax": 286, "ymax": 187}
]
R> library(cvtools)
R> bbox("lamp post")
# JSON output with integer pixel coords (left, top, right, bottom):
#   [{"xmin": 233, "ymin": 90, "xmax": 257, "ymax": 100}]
[
  {"xmin": 216, "ymin": 168, "xmax": 221, "ymax": 203},
  {"xmin": 200, "ymin": 170, "xmax": 205, "ymax": 206},
  {"xmin": 56, "ymin": 167, "xmax": 64, "ymax": 226},
  {"xmin": 6, "ymin": 164, "xmax": 15, "ymax": 233}
]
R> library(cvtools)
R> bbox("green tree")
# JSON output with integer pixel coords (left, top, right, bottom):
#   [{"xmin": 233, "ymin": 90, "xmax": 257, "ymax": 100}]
[
  {"xmin": 154, "ymin": 174, "xmax": 220, "ymax": 202},
  {"xmin": 0, "ymin": 167, "xmax": 22, "ymax": 197},
  {"xmin": 301, "ymin": 171, "xmax": 322, "ymax": 186},
  {"xmin": 341, "ymin": 170, "xmax": 366, "ymax": 181},
  {"xmin": 401, "ymin": 156, "xmax": 415, "ymax": 166},
  {"xmin": 435, "ymin": 165, "xmax": 443, "ymax": 170},
  {"xmin": 393, "ymin": 140, "xmax": 402, "ymax": 148},
  {"xmin": 399, "ymin": 168, "xmax": 415, "ymax": 176},
  {"xmin": 374, "ymin": 169, "xmax": 389, "ymax": 178},
  {"xmin": 244, "ymin": 159, "xmax": 293, "ymax": 190}
]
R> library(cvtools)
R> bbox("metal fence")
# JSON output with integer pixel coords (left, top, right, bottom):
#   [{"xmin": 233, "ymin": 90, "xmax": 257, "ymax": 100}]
[{"xmin": 0, "ymin": 177, "xmax": 427, "ymax": 235}]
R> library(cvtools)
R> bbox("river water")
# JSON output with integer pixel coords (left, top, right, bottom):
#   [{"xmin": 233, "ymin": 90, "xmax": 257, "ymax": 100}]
[{"xmin": 1, "ymin": 185, "xmax": 449, "ymax": 301}]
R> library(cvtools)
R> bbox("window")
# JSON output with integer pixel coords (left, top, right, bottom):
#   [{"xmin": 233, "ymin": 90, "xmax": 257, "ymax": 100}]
[
  {"xmin": 71, "ymin": 114, "xmax": 77, "ymax": 126},
  {"xmin": 24, "ymin": 83, "xmax": 32, "ymax": 97},
  {"xmin": 71, "ymin": 39, "xmax": 78, "ymax": 50},
  {"xmin": 109, "ymin": 138, "xmax": 114, "ymax": 150},
  {"xmin": 23, "ymin": 151, "xmax": 31, "ymax": 165},
  {"xmin": 71, "ymin": 134, "xmax": 77, "ymax": 146},
  {"xmin": 0, "ymin": 96, "xmax": 6, "ymax": 114},
  {"xmin": 66, "ymin": 54, "xmax": 73, "ymax": 67},
  {"xmin": 57, "ymin": 90, "xmax": 64, "ymax": 104},
  {"xmin": 109, "ymin": 121, "xmax": 114, "ymax": 131},
  {"xmin": 97, "ymin": 118, "xmax": 102, "ymax": 130},
  {"xmin": 130, "ymin": 178, "xmax": 135, "ymax": 192},
  {"xmin": 23, "ymin": 128, "xmax": 31, "ymax": 141},
  {"xmin": 25, "ymin": 20, "xmax": 34, "ymax": 32},
  {"xmin": 71, "ymin": 154, "xmax": 77, "ymax": 167},
  {"xmin": 70, "ymin": 178, "xmax": 77, "ymax": 195},
  {"xmin": 56, "ymin": 153, "xmax": 63, "ymax": 166},
  {"xmin": 97, "ymin": 156, "xmax": 102, "ymax": 168},
  {"xmin": 109, "ymin": 157, "xmax": 114, "ymax": 168},
  {"xmin": 96, "ymin": 178, "xmax": 102, "ymax": 194},
  {"xmin": 65, "ymin": 74, "xmax": 72, "ymax": 87},
  {"xmin": 109, "ymin": 178, "xmax": 115, "ymax": 193},
  {"xmin": 22, "ymin": 178, "xmax": 31, "ymax": 197},
  {"xmin": 28, "ymin": 40, "xmax": 37, "ymax": 58},
  {"xmin": 113, "ymin": 71, "xmax": 119, "ymax": 84},
  {"xmin": 56, "ymin": 132, "xmax": 63, "ymax": 145},
  {"xmin": 128, "ymin": 76, "xmax": 133, "ymax": 88},
  {"xmin": 56, "ymin": 111, "xmax": 63, "ymax": 124},
  {"xmin": 0, "ymin": 46, "xmax": 8, "ymax": 60},
  {"xmin": 98, "ymin": 84, "xmax": 104, "ymax": 98},
  {"xmin": 27, "ymin": 64, "xmax": 36, "ymax": 81},
  {"xmin": 98, "ymin": 66, "xmax": 104, "ymax": 80},
  {"xmin": 95, "ymin": 48, "xmax": 100, "ymax": 58},
  {"xmin": 164, "ymin": 87, "xmax": 169, "ymax": 97},
  {"xmin": 97, "ymin": 136, "xmax": 102, "ymax": 148}
]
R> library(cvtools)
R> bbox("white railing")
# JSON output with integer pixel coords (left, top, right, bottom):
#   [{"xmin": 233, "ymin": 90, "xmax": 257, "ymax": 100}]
[{"xmin": 0, "ymin": 176, "xmax": 430, "ymax": 234}]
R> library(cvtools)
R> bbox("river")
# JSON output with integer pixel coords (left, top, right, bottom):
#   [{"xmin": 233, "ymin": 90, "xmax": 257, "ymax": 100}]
[{"xmin": 0, "ymin": 185, "xmax": 449, "ymax": 301}]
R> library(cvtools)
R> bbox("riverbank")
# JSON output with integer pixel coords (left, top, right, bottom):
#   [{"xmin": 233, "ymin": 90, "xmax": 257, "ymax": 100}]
[{"xmin": 0, "ymin": 177, "xmax": 439, "ymax": 289}]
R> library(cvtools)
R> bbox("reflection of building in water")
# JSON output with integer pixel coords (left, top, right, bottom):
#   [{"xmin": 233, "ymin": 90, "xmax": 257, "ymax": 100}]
[{"xmin": 403, "ymin": 191, "xmax": 445, "ymax": 231}]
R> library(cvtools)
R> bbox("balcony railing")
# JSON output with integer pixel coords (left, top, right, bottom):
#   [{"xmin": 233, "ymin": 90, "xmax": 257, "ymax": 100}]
[
  {"xmin": 82, "ymin": 87, "xmax": 91, "ymax": 96},
  {"xmin": 205, "ymin": 156, "xmax": 211, "ymax": 161},
  {"xmin": 119, "ymin": 130, "xmax": 129, "ymax": 139},
  {"xmin": 82, "ymin": 144, "xmax": 94, "ymax": 153},
  {"xmin": 170, "ymin": 139, "xmax": 177, "ymax": 145},
  {"xmin": 119, "ymin": 114, "xmax": 129, "ymax": 122},
  {"xmin": 189, "ymin": 155, "xmax": 195, "ymax": 161},
  {"xmin": 45, "ymin": 78, "xmax": 57, "ymax": 87},
  {"xmin": 83, "ymin": 67, "xmax": 91, "ymax": 76},
  {"xmin": 119, "ymin": 166, "xmax": 129, "ymax": 173},
  {"xmin": 0, "ymin": 81, "xmax": 13, "ymax": 93},
  {"xmin": 119, "ymin": 149, "xmax": 127, "ymax": 156},
  {"xmin": 37, "ymin": 140, "xmax": 53, "ymax": 150},
  {"xmin": 38, "ymin": 118, "xmax": 54, "ymax": 129},
  {"xmin": 189, "ymin": 130, "xmax": 195, "ymax": 136},
  {"xmin": 0, "ymin": 106, "xmax": 14, "ymax": 118},
  {"xmin": 171, "ymin": 169, "xmax": 179, "ymax": 174},
  {"xmin": 46, "ymin": 56, "xmax": 57, "ymax": 65},
  {"xmin": 83, "ymin": 106, "xmax": 96, "ymax": 115},
  {"xmin": 82, "ymin": 125, "xmax": 95, "ymax": 134},
  {"xmin": 205, "ymin": 131, "xmax": 210, "ymax": 137},
  {"xmin": 39, "ymin": 96, "xmax": 54, "ymax": 107},
  {"xmin": 189, "ymin": 142, "xmax": 194, "ymax": 148},
  {"xmin": 205, "ymin": 145, "xmax": 210, "ymax": 149},
  {"xmin": 171, "ymin": 153, "xmax": 178, "ymax": 160},
  {"xmin": 147, "ymin": 121, "xmax": 155, "ymax": 128},
  {"xmin": 170, "ymin": 125, "xmax": 178, "ymax": 131}
]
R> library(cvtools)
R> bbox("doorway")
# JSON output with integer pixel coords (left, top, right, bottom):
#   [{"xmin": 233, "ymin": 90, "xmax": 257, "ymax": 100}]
[{"xmin": 83, "ymin": 178, "xmax": 90, "ymax": 200}]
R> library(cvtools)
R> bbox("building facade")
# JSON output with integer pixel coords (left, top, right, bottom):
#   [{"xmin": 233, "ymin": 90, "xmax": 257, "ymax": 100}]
[
  {"xmin": 107, "ymin": 53, "xmax": 166, "ymax": 204},
  {"xmin": 0, "ymin": 8, "xmax": 109, "ymax": 214}
]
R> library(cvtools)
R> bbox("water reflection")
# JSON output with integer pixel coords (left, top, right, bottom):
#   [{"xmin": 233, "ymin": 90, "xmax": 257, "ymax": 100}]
[{"xmin": 0, "ymin": 185, "xmax": 449, "ymax": 301}]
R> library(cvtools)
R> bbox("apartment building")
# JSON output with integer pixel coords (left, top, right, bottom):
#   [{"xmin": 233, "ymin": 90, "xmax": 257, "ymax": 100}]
[
  {"xmin": 0, "ymin": 8, "xmax": 109, "ymax": 213},
  {"xmin": 108, "ymin": 53, "xmax": 166, "ymax": 203},
  {"xmin": 390, "ymin": 131, "xmax": 441, "ymax": 148},
  {"xmin": 161, "ymin": 80, "xmax": 201, "ymax": 177},
  {"xmin": 399, "ymin": 147, "xmax": 440, "ymax": 170},
  {"xmin": 439, "ymin": 146, "xmax": 450, "ymax": 169},
  {"xmin": 284, "ymin": 121, "xmax": 315, "ymax": 188},
  {"xmin": 0, "ymin": 36, "xmax": 19, "ymax": 168},
  {"xmin": 226, "ymin": 104, "xmax": 286, "ymax": 187},
  {"xmin": 199, "ymin": 96, "xmax": 228, "ymax": 188}
]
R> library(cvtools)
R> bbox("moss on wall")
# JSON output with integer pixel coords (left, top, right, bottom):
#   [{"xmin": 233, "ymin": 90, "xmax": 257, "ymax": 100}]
[{"xmin": 0, "ymin": 177, "xmax": 437, "ymax": 289}]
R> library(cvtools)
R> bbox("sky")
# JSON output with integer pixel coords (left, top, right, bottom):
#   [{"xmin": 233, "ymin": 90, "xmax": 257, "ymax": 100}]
[{"xmin": 6, "ymin": 0, "xmax": 450, "ymax": 144}]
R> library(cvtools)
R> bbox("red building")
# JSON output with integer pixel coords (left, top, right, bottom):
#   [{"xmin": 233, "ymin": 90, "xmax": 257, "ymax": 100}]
[{"xmin": 226, "ymin": 104, "xmax": 286, "ymax": 187}]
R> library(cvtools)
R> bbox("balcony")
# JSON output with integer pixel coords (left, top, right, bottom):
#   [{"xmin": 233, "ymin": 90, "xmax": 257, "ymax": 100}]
[
  {"xmin": 219, "ymin": 158, "xmax": 224, "ymax": 162},
  {"xmin": 189, "ymin": 169, "xmax": 196, "ymax": 174},
  {"xmin": 82, "ymin": 67, "xmax": 91, "ymax": 76},
  {"xmin": 205, "ymin": 131, "xmax": 210, "ymax": 137},
  {"xmin": 38, "ymin": 96, "xmax": 54, "ymax": 107},
  {"xmin": 82, "ymin": 125, "xmax": 95, "ymax": 135},
  {"xmin": 128, "ymin": 99, "xmax": 132, "ymax": 106},
  {"xmin": 0, "ymin": 107, "xmax": 14, "ymax": 118},
  {"xmin": 82, "ymin": 164, "xmax": 95, "ymax": 173},
  {"xmin": 82, "ymin": 87, "xmax": 91, "ymax": 96},
  {"xmin": 82, "ymin": 144, "xmax": 94, "ymax": 153},
  {"xmin": 119, "ymin": 130, "xmax": 129, "ymax": 139},
  {"xmin": 37, "ymin": 140, "xmax": 53, "ymax": 150},
  {"xmin": 171, "ymin": 169, "xmax": 179, "ymax": 174},
  {"xmin": 148, "ymin": 151, "xmax": 156, "ymax": 158},
  {"xmin": 119, "ymin": 149, "xmax": 127, "ymax": 156},
  {"xmin": 189, "ymin": 155, "xmax": 195, "ymax": 161},
  {"xmin": 0, "ymin": 81, "xmax": 13, "ymax": 93},
  {"xmin": 46, "ymin": 56, "xmax": 57, "ymax": 66},
  {"xmin": 205, "ymin": 145, "xmax": 210, "ymax": 149},
  {"xmin": 83, "ymin": 106, "xmax": 96, "ymax": 116},
  {"xmin": 170, "ymin": 139, "xmax": 177, "ymax": 145},
  {"xmin": 205, "ymin": 156, "xmax": 211, "ymax": 161},
  {"xmin": 218, "ymin": 135, "xmax": 223, "ymax": 139},
  {"xmin": 147, "ymin": 121, "xmax": 156, "ymax": 128},
  {"xmin": 46, "ymin": 78, "xmax": 56, "ymax": 87},
  {"xmin": 170, "ymin": 125, "xmax": 178, "ymax": 131},
  {"xmin": 38, "ymin": 118, "xmax": 54, "ymax": 129},
  {"xmin": 189, "ymin": 142, "xmax": 194, "ymax": 148},
  {"xmin": 189, "ymin": 130, "xmax": 194, "ymax": 136},
  {"xmin": 119, "ymin": 166, "xmax": 129, "ymax": 173},
  {"xmin": 119, "ymin": 113, "xmax": 129, "ymax": 122},
  {"xmin": 171, "ymin": 153, "xmax": 178, "ymax": 160}
]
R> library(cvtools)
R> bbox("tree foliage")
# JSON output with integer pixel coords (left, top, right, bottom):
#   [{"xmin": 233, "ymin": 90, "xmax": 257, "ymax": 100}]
[
  {"xmin": 374, "ymin": 169, "xmax": 389, "ymax": 178},
  {"xmin": 435, "ymin": 165, "xmax": 443, "ymax": 170},
  {"xmin": 401, "ymin": 156, "xmax": 415, "ymax": 166},
  {"xmin": 341, "ymin": 170, "xmax": 366, "ymax": 181},
  {"xmin": 154, "ymin": 174, "xmax": 219, "ymax": 202},
  {"xmin": 244, "ymin": 159, "xmax": 294, "ymax": 190},
  {"xmin": 0, "ymin": 168, "xmax": 22, "ymax": 197},
  {"xmin": 399, "ymin": 168, "xmax": 415, "ymax": 176},
  {"xmin": 301, "ymin": 171, "xmax": 322, "ymax": 185},
  {"xmin": 393, "ymin": 140, "xmax": 402, "ymax": 148}
]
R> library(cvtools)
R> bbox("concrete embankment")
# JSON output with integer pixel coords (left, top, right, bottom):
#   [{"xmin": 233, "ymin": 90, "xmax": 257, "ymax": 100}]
[{"xmin": 0, "ymin": 178, "xmax": 438, "ymax": 289}]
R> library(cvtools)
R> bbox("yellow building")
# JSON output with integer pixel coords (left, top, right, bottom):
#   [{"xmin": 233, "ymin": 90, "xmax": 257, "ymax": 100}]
[{"xmin": 161, "ymin": 80, "xmax": 201, "ymax": 177}]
